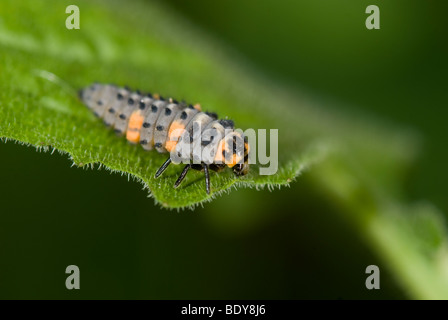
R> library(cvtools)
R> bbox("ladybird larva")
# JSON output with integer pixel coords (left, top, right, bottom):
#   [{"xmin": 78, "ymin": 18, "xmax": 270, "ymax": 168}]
[{"xmin": 79, "ymin": 83, "xmax": 250, "ymax": 194}]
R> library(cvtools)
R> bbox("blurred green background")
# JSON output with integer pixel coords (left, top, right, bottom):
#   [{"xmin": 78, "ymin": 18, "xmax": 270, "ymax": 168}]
[{"xmin": 0, "ymin": 0, "xmax": 447, "ymax": 299}]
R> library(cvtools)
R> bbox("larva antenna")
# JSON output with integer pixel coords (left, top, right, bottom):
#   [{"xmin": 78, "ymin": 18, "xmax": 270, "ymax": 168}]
[{"xmin": 32, "ymin": 69, "xmax": 79, "ymax": 99}]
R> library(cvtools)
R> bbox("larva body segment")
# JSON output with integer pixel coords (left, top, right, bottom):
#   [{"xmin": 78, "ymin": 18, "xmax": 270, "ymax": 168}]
[
  {"xmin": 126, "ymin": 95, "xmax": 153, "ymax": 144},
  {"xmin": 79, "ymin": 83, "xmax": 250, "ymax": 194},
  {"xmin": 103, "ymin": 88, "xmax": 130, "ymax": 127},
  {"xmin": 139, "ymin": 99, "xmax": 167, "ymax": 150},
  {"xmin": 113, "ymin": 92, "xmax": 141, "ymax": 135},
  {"xmin": 201, "ymin": 120, "xmax": 228, "ymax": 165},
  {"xmin": 95, "ymin": 85, "xmax": 118, "ymax": 118},
  {"xmin": 175, "ymin": 112, "xmax": 215, "ymax": 164},
  {"xmin": 165, "ymin": 107, "xmax": 199, "ymax": 154},
  {"xmin": 153, "ymin": 103, "xmax": 181, "ymax": 153}
]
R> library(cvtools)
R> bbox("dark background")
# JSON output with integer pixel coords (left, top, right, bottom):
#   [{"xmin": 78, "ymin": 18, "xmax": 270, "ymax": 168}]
[{"xmin": 1, "ymin": 0, "xmax": 447, "ymax": 299}]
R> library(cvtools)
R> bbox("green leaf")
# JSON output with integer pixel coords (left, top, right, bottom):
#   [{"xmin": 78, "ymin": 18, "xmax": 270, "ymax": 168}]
[{"xmin": 2, "ymin": 0, "xmax": 448, "ymax": 298}]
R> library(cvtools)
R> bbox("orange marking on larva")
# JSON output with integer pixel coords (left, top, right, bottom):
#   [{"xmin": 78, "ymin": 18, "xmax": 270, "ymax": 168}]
[
  {"xmin": 153, "ymin": 93, "xmax": 160, "ymax": 100},
  {"xmin": 244, "ymin": 142, "xmax": 250, "ymax": 155},
  {"xmin": 166, "ymin": 121, "xmax": 185, "ymax": 152},
  {"xmin": 126, "ymin": 130, "xmax": 140, "ymax": 144},
  {"xmin": 228, "ymin": 154, "xmax": 238, "ymax": 168},
  {"xmin": 126, "ymin": 110, "xmax": 144, "ymax": 143},
  {"xmin": 193, "ymin": 103, "xmax": 201, "ymax": 111},
  {"xmin": 214, "ymin": 140, "xmax": 226, "ymax": 164},
  {"xmin": 214, "ymin": 139, "xmax": 244, "ymax": 167},
  {"xmin": 228, "ymin": 154, "xmax": 243, "ymax": 168}
]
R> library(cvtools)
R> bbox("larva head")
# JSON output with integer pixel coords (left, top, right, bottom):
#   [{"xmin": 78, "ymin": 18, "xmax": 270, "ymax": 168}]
[{"xmin": 233, "ymin": 162, "xmax": 249, "ymax": 176}]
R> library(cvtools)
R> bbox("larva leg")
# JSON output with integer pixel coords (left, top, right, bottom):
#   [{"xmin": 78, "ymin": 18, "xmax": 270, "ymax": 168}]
[
  {"xmin": 174, "ymin": 164, "xmax": 191, "ymax": 188},
  {"xmin": 202, "ymin": 163, "xmax": 210, "ymax": 195},
  {"xmin": 154, "ymin": 157, "xmax": 172, "ymax": 178}
]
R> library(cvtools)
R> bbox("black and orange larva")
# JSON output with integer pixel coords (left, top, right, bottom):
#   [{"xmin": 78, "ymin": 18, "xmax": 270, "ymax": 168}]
[{"xmin": 79, "ymin": 83, "xmax": 250, "ymax": 194}]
